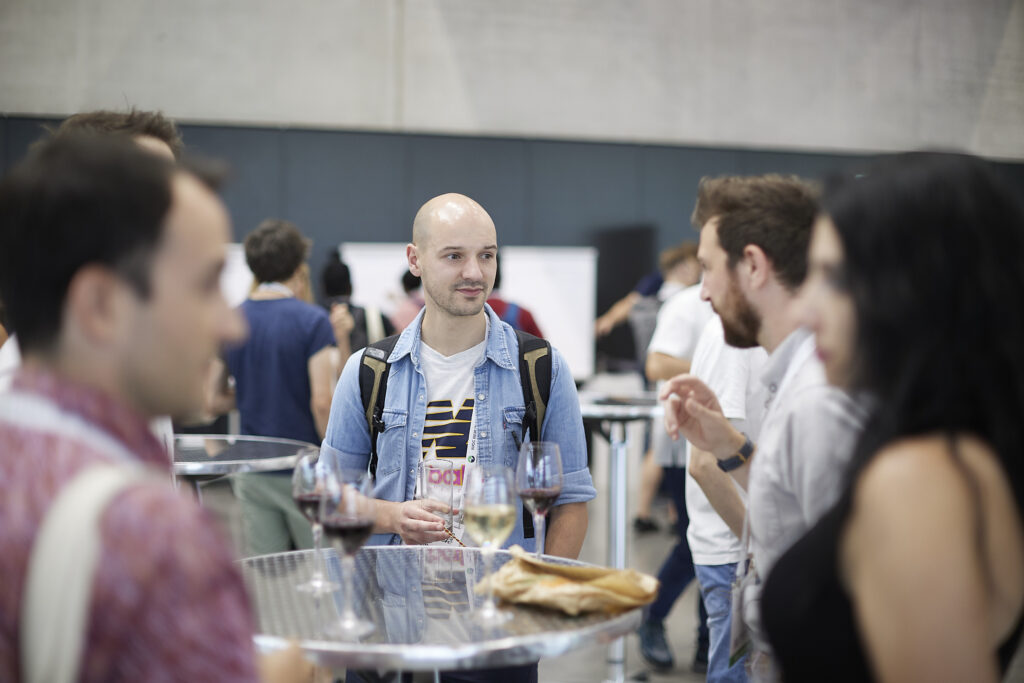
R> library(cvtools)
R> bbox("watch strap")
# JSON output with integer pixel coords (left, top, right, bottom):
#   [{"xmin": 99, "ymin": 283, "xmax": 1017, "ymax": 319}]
[{"xmin": 717, "ymin": 434, "xmax": 754, "ymax": 472}]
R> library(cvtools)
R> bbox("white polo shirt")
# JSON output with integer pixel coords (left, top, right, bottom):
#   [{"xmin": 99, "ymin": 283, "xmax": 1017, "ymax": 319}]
[{"xmin": 685, "ymin": 317, "xmax": 768, "ymax": 565}]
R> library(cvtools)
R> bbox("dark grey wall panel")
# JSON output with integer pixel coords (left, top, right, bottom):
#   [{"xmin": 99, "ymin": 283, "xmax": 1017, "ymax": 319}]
[
  {"xmin": 529, "ymin": 140, "xmax": 641, "ymax": 247},
  {"xmin": 281, "ymin": 129, "xmax": 410, "ymax": 279},
  {"xmin": 179, "ymin": 125, "xmax": 285, "ymax": 241},
  {"xmin": 3, "ymin": 117, "xmax": 51, "ymax": 168},
  {"xmin": 407, "ymin": 135, "xmax": 531, "ymax": 245},
  {"xmin": 638, "ymin": 146, "xmax": 742, "ymax": 251}
]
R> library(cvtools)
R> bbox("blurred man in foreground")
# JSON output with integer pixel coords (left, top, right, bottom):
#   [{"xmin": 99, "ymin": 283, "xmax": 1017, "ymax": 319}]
[{"xmin": 0, "ymin": 136, "xmax": 310, "ymax": 682}]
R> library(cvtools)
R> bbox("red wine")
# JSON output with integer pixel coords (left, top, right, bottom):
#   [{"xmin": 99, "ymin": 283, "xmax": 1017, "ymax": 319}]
[
  {"xmin": 294, "ymin": 493, "xmax": 321, "ymax": 523},
  {"xmin": 322, "ymin": 516, "xmax": 374, "ymax": 556},
  {"xmin": 519, "ymin": 486, "xmax": 561, "ymax": 516}
]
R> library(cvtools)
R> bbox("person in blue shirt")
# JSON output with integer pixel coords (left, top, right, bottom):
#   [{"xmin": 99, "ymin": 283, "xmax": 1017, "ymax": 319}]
[
  {"xmin": 215, "ymin": 218, "xmax": 338, "ymax": 555},
  {"xmin": 323, "ymin": 193, "xmax": 595, "ymax": 557},
  {"xmin": 324, "ymin": 193, "xmax": 596, "ymax": 683}
]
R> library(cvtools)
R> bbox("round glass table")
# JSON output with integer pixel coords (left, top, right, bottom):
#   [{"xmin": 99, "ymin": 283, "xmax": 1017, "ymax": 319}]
[
  {"xmin": 240, "ymin": 546, "xmax": 642, "ymax": 675},
  {"xmin": 172, "ymin": 434, "xmax": 318, "ymax": 501}
]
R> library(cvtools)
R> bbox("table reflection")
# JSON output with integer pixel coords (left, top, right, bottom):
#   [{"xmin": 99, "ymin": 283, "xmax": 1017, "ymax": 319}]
[{"xmin": 239, "ymin": 546, "xmax": 641, "ymax": 672}]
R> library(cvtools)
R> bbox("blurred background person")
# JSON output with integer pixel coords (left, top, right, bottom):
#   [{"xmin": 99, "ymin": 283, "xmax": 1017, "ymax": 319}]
[
  {"xmin": 389, "ymin": 268, "xmax": 425, "ymax": 333},
  {"xmin": 595, "ymin": 241, "xmax": 701, "ymax": 340},
  {"xmin": 212, "ymin": 218, "xmax": 338, "ymax": 555},
  {"xmin": 321, "ymin": 251, "xmax": 393, "ymax": 353},
  {"xmin": 486, "ymin": 252, "xmax": 545, "ymax": 337}
]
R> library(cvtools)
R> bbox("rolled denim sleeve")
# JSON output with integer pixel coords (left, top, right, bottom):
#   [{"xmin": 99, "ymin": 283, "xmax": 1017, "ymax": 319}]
[
  {"xmin": 542, "ymin": 347, "xmax": 597, "ymax": 505},
  {"xmin": 320, "ymin": 350, "xmax": 373, "ymax": 472}
]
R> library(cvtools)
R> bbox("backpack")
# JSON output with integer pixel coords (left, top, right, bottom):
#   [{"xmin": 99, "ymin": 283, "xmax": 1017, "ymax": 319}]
[{"xmin": 358, "ymin": 328, "xmax": 552, "ymax": 538}]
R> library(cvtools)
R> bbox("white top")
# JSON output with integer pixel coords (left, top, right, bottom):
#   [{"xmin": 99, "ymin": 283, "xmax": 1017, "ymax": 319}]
[
  {"xmin": 684, "ymin": 317, "xmax": 768, "ymax": 565},
  {"xmin": 647, "ymin": 284, "xmax": 715, "ymax": 467},
  {"xmin": 0, "ymin": 334, "xmax": 22, "ymax": 393},
  {"xmin": 746, "ymin": 327, "xmax": 865, "ymax": 576},
  {"xmin": 419, "ymin": 337, "xmax": 487, "ymax": 545},
  {"xmin": 647, "ymin": 284, "xmax": 714, "ymax": 361}
]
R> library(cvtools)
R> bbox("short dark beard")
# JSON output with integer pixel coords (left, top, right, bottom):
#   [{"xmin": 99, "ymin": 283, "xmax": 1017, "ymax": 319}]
[{"xmin": 720, "ymin": 276, "xmax": 761, "ymax": 348}]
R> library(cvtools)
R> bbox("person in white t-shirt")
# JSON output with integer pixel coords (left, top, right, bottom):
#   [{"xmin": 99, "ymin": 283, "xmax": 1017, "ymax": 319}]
[
  {"xmin": 636, "ymin": 282, "xmax": 714, "ymax": 671},
  {"xmin": 685, "ymin": 317, "xmax": 767, "ymax": 682},
  {"xmin": 635, "ymin": 282, "xmax": 714, "ymax": 531}
]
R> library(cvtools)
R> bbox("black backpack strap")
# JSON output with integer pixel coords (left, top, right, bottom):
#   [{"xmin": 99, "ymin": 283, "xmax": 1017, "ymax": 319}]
[
  {"xmin": 516, "ymin": 330, "xmax": 552, "ymax": 442},
  {"xmin": 515, "ymin": 329, "xmax": 552, "ymax": 540},
  {"xmin": 358, "ymin": 334, "xmax": 401, "ymax": 478}
]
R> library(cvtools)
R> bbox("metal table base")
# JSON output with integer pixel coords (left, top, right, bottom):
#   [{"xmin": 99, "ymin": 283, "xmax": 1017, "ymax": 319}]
[{"xmin": 580, "ymin": 395, "xmax": 662, "ymax": 683}]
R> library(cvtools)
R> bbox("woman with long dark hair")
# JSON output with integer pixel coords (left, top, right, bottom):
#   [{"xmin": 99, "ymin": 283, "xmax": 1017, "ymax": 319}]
[{"xmin": 761, "ymin": 152, "xmax": 1024, "ymax": 681}]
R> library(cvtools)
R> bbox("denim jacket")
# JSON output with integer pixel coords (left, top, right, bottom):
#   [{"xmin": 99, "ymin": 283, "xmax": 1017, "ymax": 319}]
[{"xmin": 321, "ymin": 305, "xmax": 596, "ymax": 549}]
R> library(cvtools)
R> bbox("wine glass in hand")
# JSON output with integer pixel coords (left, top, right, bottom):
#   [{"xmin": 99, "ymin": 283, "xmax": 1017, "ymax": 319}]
[
  {"xmin": 463, "ymin": 464, "xmax": 516, "ymax": 624},
  {"xmin": 292, "ymin": 452, "xmax": 339, "ymax": 594},
  {"xmin": 320, "ymin": 468, "xmax": 377, "ymax": 639},
  {"xmin": 516, "ymin": 441, "xmax": 563, "ymax": 559}
]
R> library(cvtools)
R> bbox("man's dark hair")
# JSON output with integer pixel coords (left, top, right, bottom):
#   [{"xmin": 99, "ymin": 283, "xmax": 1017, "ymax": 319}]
[
  {"xmin": 51, "ymin": 108, "xmax": 184, "ymax": 158},
  {"xmin": 244, "ymin": 219, "xmax": 310, "ymax": 284},
  {"xmin": 823, "ymin": 152, "xmax": 1024, "ymax": 515},
  {"xmin": 0, "ymin": 135, "xmax": 176, "ymax": 353},
  {"xmin": 402, "ymin": 269, "xmax": 421, "ymax": 294},
  {"xmin": 658, "ymin": 242, "xmax": 698, "ymax": 275},
  {"xmin": 693, "ymin": 174, "xmax": 819, "ymax": 291},
  {"xmin": 322, "ymin": 253, "xmax": 352, "ymax": 299}
]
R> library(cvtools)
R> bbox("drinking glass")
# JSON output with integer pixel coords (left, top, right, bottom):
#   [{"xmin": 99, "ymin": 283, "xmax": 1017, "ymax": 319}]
[
  {"xmin": 516, "ymin": 441, "xmax": 563, "ymax": 559},
  {"xmin": 320, "ymin": 468, "xmax": 377, "ymax": 639},
  {"xmin": 463, "ymin": 463, "xmax": 516, "ymax": 624},
  {"xmin": 291, "ymin": 453, "xmax": 339, "ymax": 594},
  {"xmin": 416, "ymin": 458, "xmax": 455, "ymax": 533}
]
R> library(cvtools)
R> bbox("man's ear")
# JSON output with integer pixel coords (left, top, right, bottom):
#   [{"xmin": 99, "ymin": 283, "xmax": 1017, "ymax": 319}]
[
  {"xmin": 64, "ymin": 265, "xmax": 134, "ymax": 346},
  {"xmin": 406, "ymin": 243, "xmax": 422, "ymax": 277},
  {"xmin": 742, "ymin": 244, "xmax": 771, "ymax": 290}
]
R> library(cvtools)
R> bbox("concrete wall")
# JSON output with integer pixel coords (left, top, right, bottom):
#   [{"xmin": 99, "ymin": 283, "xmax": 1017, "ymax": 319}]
[{"xmin": 2, "ymin": 0, "xmax": 1022, "ymax": 159}]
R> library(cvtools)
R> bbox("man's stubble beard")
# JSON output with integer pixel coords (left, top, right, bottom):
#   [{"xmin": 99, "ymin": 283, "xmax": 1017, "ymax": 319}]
[{"xmin": 719, "ymin": 276, "xmax": 761, "ymax": 349}]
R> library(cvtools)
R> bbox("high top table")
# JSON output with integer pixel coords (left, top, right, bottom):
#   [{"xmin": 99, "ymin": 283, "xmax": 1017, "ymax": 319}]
[
  {"xmin": 172, "ymin": 434, "xmax": 318, "ymax": 501},
  {"xmin": 578, "ymin": 393, "xmax": 663, "ymax": 683},
  {"xmin": 240, "ymin": 546, "xmax": 642, "ymax": 679}
]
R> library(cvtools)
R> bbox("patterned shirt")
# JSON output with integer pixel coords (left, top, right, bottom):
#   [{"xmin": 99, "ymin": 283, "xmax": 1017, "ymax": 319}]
[{"xmin": 0, "ymin": 369, "xmax": 258, "ymax": 682}]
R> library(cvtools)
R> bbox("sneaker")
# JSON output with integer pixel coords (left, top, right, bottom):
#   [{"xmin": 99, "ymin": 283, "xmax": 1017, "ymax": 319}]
[
  {"xmin": 633, "ymin": 517, "xmax": 660, "ymax": 534},
  {"xmin": 691, "ymin": 636, "xmax": 709, "ymax": 673},
  {"xmin": 637, "ymin": 620, "xmax": 674, "ymax": 670}
]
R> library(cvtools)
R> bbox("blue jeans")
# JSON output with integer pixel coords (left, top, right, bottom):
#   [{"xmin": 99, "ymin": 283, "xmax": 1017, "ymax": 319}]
[
  {"xmin": 646, "ymin": 467, "xmax": 708, "ymax": 644},
  {"xmin": 695, "ymin": 562, "xmax": 748, "ymax": 683}
]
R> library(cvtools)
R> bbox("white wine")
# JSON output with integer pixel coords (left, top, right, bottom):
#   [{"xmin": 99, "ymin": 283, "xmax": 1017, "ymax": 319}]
[{"xmin": 463, "ymin": 503, "xmax": 515, "ymax": 547}]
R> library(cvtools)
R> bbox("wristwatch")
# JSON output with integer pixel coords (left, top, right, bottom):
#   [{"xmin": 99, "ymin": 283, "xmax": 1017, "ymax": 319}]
[{"xmin": 717, "ymin": 434, "xmax": 754, "ymax": 472}]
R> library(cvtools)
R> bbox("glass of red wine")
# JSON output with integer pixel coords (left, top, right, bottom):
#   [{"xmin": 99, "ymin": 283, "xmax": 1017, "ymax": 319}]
[
  {"xmin": 292, "ymin": 452, "xmax": 339, "ymax": 594},
  {"xmin": 320, "ymin": 467, "xmax": 377, "ymax": 639},
  {"xmin": 516, "ymin": 441, "xmax": 563, "ymax": 559}
]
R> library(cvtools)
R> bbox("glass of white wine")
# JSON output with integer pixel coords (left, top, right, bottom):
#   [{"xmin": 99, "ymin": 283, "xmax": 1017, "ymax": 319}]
[{"xmin": 463, "ymin": 463, "xmax": 516, "ymax": 624}]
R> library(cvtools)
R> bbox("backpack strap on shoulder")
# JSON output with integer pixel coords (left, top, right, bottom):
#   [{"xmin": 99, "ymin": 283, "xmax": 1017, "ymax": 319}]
[
  {"xmin": 359, "ymin": 333, "xmax": 401, "ymax": 478},
  {"xmin": 516, "ymin": 329, "xmax": 552, "ymax": 443},
  {"xmin": 515, "ymin": 329, "xmax": 552, "ymax": 541}
]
